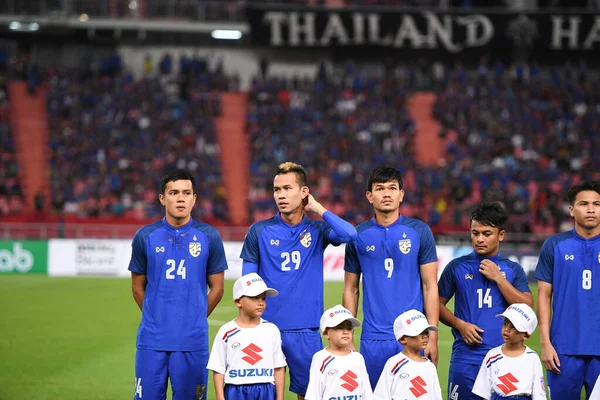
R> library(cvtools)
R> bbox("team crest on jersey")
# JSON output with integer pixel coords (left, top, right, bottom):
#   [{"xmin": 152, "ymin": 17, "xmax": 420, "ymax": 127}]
[
  {"xmin": 398, "ymin": 239, "xmax": 411, "ymax": 254},
  {"xmin": 189, "ymin": 242, "xmax": 201, "ymax": 257},
  {"xmin": 300, "ymin": 232, "xmax": 312, "ymax": 248}
]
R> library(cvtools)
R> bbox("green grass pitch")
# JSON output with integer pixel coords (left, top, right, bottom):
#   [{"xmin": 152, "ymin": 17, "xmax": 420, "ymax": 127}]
[{"xmin": 0, "ymin": 275, "xmax": 575, "ymax": 400}]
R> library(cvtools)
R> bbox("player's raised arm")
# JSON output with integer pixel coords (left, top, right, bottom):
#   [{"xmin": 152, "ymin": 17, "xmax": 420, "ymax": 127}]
[{"xmin": 303, "ymin": 194, "xmax": 357, "ymax": 243}]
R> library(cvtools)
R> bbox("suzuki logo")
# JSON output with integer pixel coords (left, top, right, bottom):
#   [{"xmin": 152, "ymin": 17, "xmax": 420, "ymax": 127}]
[
  {"xmin": 409, "ymin": 376, "xmax": 428, "ymax": 397},
  {"xmin": 340, "ymin": 370, "xmax": 359, "ymax": 392},
  {"xmin": 241, "ymin": 343, "xmax": 263, "ymax": 366},
  {"xmin": 497, "ymin": 373, "xmax": 519, "ymax": 394}
]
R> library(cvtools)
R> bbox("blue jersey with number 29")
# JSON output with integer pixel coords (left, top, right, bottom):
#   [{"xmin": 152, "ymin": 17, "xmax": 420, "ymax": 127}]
[{"xmin": 240, "ymin": 214, "xmax": 337, "ymax": 331}]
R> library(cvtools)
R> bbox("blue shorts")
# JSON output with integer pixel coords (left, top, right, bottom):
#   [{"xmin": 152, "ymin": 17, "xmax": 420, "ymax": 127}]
[
  {"xmin": 281, "ymin": 329, "xmax": 322, "ymax": 396},
  {"xmin": 224, "ymin": 383, "xmax": 275, "ymax": 400},
  {"xmin": 134, "ymin": 349, "xmax": 209, "ymax": 400},
  {"xmin": 448, "ymin": 361, "xmax": 481, "ymax": 400},
  {"xmin": 360, "ymin": 338, "xmax": 403, "ymax": 390},
  {"xmin": 546, "ymin": 355, "xmax": 600, "ymax": 399}
]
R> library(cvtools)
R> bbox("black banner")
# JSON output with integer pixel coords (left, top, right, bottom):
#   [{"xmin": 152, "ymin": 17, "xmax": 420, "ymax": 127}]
[{"xmin": 246, "ymin": 6, "xmax": 600, "ymax": 62}]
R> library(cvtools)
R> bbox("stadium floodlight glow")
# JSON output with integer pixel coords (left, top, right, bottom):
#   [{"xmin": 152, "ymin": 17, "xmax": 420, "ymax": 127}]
[
  {"xmin": 9, "ymin": 21, "xmax": 21, "ymax": 30},
  {"xmin": 211, "ymin": 29, "xmax": 242, "ymax": 40},
  {"xmin": 79, "ymin": 13, "xmax": 89, "ymax": 22},
  {"xmin": 28, "ymin": 22, "xmax": 39, "ymax": 31}
]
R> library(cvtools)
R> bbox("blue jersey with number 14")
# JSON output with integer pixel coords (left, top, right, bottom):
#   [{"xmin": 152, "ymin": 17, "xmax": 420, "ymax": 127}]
[
  {"xmin": 534, "ymin": 230, "xmax": 600, "ymax": 356},
  {"xmin": 240, "ymin": 214, "xmax": 338, "ymax": 331},
  {"xmin": 344, "ymin": 216, "xmax": 438, "ymax": 340},
  {"xmin": 438, "ymin": 252, "xmax": 530, "ymax": 363},
  {"xmin": 128, "ymin": 217, "xmax": 228, "ymax": 352}
]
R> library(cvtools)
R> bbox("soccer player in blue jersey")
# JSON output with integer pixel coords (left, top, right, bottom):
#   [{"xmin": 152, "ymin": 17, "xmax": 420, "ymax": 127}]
[
  {"xmin": 438, "ymin": 202, "xmax": 533, "ymax": 400},
  {"xmin": 535, "ymin": 180, "xmax": 600, "ymax": 399},
  {"xmin": 128, "ymin": 169, "xmax": 228, "ymax": 400},
  {"xmin": 342, "ymin": 166, "xmax": 440, "ymax": 390},
  {"xmin": 240, "ymin": 161, "xmax": 357, "ymax": 400}
]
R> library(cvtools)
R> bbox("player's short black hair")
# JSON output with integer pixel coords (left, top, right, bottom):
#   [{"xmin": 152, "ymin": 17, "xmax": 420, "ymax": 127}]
[
  {"xmin": 159, "ymin": 169, "xmax": 196, "ymax": 194},
  {"xmin": 367, "ymin": 166, "xmax": 403, "ymax": 192},
  {"xmin": 470, "ymin": 202, "xmax": 508, "ymax": 232},
  {"xmin": 566, "ymin": 180, "xmax": 600, "ymax": 205},
  {"xmin": 276, "ymin": 162, "xmax": 307, "ymax": 187}
]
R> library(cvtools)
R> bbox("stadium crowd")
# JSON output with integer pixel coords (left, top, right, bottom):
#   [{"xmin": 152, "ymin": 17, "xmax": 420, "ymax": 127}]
[
  {"xmin": 3, "ymin": 49, "xmax": 600, "ymax": 236},
  {"xmin": 247, "ymin": 59, "xmax": 600, "ymax": 235},
  {"xmin": 0, "ymin": 48, "xmax": 24, "ymax": 216},
  {"xmin": 45, "ymin": 53, "xmax": 233, "ymax": 223}
]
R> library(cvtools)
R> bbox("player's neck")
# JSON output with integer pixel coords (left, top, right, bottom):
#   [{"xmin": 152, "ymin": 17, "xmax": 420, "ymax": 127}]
[
  {"xmin": 234, "ymin": 314, "xmax": 261, "ymax": 328},
  {"xmin": 401, "ymin": 348, "xmax": 426, "ymax": 362},
  {"xmin": 279, "ymin": 209, "xmax": 304, "ymax": 226},
  {"xmin": 374, "ymin": 210, "xmax": 400, "ymax": 227},
  {"xmin": 325, "ymin": 344, "xmax": 352, "ymax": 356},
  {"xmin": 575, "ymin": 224, "xmax": 600, "ymax": 239},
  {"xmin": 501, "ymin": 342, "xmax": 526, "ymax": 357},
  {"xmin": 165, "ymin": 215, "xmax": 191, "ymax": 228}
]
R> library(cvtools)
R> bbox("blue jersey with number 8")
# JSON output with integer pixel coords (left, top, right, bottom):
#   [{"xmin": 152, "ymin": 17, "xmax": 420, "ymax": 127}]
[{"xmin": 534, "ymin": 229, "xmax": 600, "ymax": 356}]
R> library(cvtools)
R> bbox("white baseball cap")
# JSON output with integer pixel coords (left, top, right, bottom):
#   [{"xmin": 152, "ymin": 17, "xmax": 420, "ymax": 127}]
[
  {"xmin": 496, "ymin": 303, "xmax": 538, "ymax": 335},
  {"xmin": 393, "ymin": 309, "xmax": 438, "ymax": 340},
  {"xmin": 319, "ymin": 305, "xmax": 361, "ymax": 333},
  {"xmin": 233, "ymin": 273, "xmax": 278, "ymax": 300}
]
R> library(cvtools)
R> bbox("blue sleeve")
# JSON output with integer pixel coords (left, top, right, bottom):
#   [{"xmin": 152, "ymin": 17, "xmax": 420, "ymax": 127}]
[
  {"xmin": 511, "ymin": 264, "xmax": 531, "ymax": 293},
  {"xmin": 438, "ymin": 261, "xmax": 456, "ymax": 300},
  {"xmin": 343, "ymin": 240, "xmax": 362, "ymax": 275},
  {"xmin": 207, "ymin": 229, "xmax": 228, "ymax": 275},
  {"xmin": 418, "ymin": 224, "xmax": 438, "ymax": 265},
  {"xmin": 128, "ymin": 231, "xmax": 147, "ymax": 274},
  {"xmin": 240, "ymin": 224, "xmax": 260, "ymax": 264},
  {"xmin": 534, "ymin": 238, "xmax": 555, "ymax": 284},
  {"xmin": 242, "ymin": 261, "xmax": 259, "ymax": 275},
  {"xmin": 323, "ymin": 211, "xmax": 357, "ymax": 244}
]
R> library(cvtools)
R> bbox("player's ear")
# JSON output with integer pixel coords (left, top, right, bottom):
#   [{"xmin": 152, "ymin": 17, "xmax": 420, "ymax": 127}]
[
  {"xmin": 366, "ymin": 191, "xmax": 373, "ymax": 204},
  {"xmin": 498, "ymin": 229, "xmax": 505, "ymax": 242},
  {"xmin": 158, "ymin": 193, "xmax": 165, "ymax": 205},
  {"xmin": 234, "ymin": 298, "xmax": 242, "ymax": 309}
]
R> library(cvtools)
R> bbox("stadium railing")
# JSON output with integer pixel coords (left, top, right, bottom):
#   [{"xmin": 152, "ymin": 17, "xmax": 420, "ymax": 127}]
[{"xmin": 0, "ymin": 221, "xmax": 551, "ymax": 246}]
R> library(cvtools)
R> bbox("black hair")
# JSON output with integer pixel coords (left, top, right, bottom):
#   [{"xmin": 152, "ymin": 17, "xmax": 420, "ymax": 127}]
[
  {"xmin": 566, "ymin": 181, "xmax": 600, "ymax": 205},
  {"xmin": 367, "ymin": 166, "xmax": 403, "ymax": 192},
  {"xmin": 470, "ymin": 202, "xmax": 508, "ymax": 231},
  {"xmin": 159, "ymin": 169, "xmax": 196, "ymax": 194}
]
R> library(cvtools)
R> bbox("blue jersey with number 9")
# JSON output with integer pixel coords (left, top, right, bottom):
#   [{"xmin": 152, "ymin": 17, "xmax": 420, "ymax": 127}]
[
  {"xmin": 344, "ymin": 216, "xmax": 438, "ymax": 340},
  {"xmin": 128, "ymin": 217, "xmax": 228, "ymax": 351}
]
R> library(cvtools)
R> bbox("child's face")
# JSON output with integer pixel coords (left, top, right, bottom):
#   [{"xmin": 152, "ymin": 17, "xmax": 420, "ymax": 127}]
[
  {"xmin": 400, "ymin": 329, "xmax": 430, "ymax": 351},
  {"xmin": 235, "ymin": 293, "xmax": 267, "ymax": 319},
  {"xmin": 502, "ymin": 318, "xmax": 528, "ymax": 344},
  {"xmin": 324, "ymin": 320, "xmax": 354, "ymax": 349}
]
